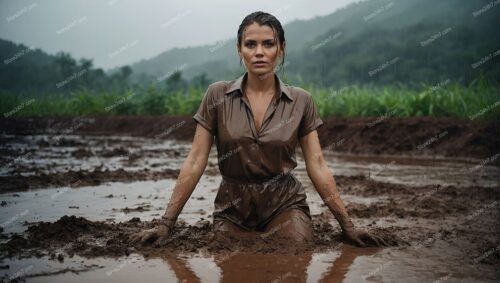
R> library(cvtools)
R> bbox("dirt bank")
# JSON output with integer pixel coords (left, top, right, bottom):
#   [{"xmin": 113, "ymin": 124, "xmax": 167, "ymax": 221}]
[{"xmin": 0, "ymin": 115, "xmax": 497, "ymax": 159}]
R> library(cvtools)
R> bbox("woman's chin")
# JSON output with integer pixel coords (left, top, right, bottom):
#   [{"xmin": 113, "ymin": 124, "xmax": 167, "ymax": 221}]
[{"xmin": 249, "ymin": 66, "xmax": 274, "ymax": 76}]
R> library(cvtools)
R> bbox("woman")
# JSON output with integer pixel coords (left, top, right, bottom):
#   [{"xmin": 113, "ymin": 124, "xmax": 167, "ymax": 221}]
[{"xmin": 129, "ymin": 11, "xmax": 386, "ymax": 247}]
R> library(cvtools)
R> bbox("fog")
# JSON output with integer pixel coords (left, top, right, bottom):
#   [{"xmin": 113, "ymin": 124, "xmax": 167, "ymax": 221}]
[{"xmin": 0, "ymin": 0, "xmax": 359, "ymax": 69}]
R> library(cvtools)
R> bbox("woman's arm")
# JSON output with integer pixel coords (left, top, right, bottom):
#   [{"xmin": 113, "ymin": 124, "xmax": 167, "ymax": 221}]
[
  {"xmin": 161, "ymin": 124, "xmax": 214, "ymax": 226},
  {"xmin": 129, "ymin": 124, "xmax": 213, "ymax": 246},
  {"xmin": 299, "ymin": 130, "xmax": 353, "ymax": 230},
  {"xmin": 299, "ymin": 130, "xmax": 386, "ymax": 247}
]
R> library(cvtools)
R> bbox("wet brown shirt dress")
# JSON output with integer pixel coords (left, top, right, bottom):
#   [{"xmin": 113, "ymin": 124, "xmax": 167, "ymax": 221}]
[{"xmin": 193, "ymin": 71, "xmax": 324, "ymax": 231}]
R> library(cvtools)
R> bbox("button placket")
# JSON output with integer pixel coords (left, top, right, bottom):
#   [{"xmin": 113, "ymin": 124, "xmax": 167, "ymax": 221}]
[
  {"xmin": 240, "ymin": 91, "xmax": 281, "ymax": 140},
  {"xmin": 257, "ymin": 99, "xmax": 279, "ymax": 138},
  {"xmin": 251, "ymin": 140, "xmax": 261, "ymax": 166}
]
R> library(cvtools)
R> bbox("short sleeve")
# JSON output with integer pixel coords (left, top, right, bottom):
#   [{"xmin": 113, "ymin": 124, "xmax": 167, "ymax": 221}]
[
  {"xmin": 193, "ymin": 85, "xmax": 217, "ymax": 135},
  {"xmin": 298, "ymin": 94, "xmax": 324, "ymax": 138}
]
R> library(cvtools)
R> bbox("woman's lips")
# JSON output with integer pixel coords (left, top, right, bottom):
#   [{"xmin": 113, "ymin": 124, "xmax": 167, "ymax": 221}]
[{"xmin": 253, "ymin": 61, "xmax": 268, "ymax": 67}]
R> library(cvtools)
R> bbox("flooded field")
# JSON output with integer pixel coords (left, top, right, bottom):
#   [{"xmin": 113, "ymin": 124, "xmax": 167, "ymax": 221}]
[{"xmin": 0, "ymin": 124, "xmax": 499, "ymax": 282}]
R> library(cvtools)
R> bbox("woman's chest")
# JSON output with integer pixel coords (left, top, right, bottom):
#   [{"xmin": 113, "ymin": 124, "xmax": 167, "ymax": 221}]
[{"xmin": 217, "ymin": 96, "xmax": 301, "ymax": 146}]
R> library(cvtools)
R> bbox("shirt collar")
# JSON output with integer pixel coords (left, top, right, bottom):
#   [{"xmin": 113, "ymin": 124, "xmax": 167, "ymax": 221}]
[{"xmin": 224, "ymin": 71, "xmax": 294, "ymax": 101}]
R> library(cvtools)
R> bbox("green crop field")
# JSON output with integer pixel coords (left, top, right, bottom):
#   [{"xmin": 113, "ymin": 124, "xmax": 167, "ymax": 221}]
[{"xmin": 1, "ymin": 78, "xmax": 498, "ymax": 121}]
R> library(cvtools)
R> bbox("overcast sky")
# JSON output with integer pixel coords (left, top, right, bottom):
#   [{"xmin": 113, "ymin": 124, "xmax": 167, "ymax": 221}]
[{"xmin": 1, "ymin": 0, "xmax": 359, "ymax": 70}]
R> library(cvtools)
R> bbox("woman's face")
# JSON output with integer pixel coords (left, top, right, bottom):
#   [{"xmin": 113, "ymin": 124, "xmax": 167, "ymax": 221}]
[{"xmin": 238, "ymin": 22, "xmax": 284, "ymax": 77}]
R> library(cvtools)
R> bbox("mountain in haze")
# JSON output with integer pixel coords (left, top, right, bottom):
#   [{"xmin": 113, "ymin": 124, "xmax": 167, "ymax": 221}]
[
  {"xmin": 126, "ymin": 0, "xmax": 500, "ymax": 87},
  {"xmin": 1, "ymin": 0, "xmax": 499, "ymax": 92},
  {"xmin": 0, "ymin": 38, "xmax": 134, "ymax": 93}
]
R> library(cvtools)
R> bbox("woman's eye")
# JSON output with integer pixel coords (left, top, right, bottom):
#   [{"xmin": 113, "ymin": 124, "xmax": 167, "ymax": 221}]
[{"xmin": 245, "ymin": 42, "xmax": 274, "ymax": 48}]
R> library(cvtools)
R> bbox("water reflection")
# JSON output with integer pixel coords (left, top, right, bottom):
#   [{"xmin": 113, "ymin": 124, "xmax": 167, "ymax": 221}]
[{"xmin": 160, "ymin": 244, "xmax": 381, "ymax": 283}]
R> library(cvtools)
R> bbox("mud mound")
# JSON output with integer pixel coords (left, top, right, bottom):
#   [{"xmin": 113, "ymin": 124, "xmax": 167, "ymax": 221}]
[
  {"xmin": 0, "ymin": 216, "xmax": 403, "ymax": 260},
  {"xmin": 317, "ymin": 116, "xmax": 499, "ymax": 158},
  {"xmin": 26, "ymin": 215, "xmax": 109, "ymax": 242}
]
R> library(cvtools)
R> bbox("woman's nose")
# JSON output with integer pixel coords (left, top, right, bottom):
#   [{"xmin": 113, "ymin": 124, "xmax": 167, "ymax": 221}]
[{"xmin": 256, "ymin": 44, "xmax": 264, "ymax": 55}]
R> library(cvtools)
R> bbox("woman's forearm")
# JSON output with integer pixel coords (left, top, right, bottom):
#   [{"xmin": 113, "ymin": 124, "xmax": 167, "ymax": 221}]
[
  {"xmin": 307, "ymin": 161, "xmax": 355, "ymax": 231},
  {"xmin": 161, "ymin": 153, "xmax": 207, "ymax": 227}
]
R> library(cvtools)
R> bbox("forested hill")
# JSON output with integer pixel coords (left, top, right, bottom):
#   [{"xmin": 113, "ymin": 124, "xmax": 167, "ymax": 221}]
[
  {"xmin": 285, "ymin": 0, "xmax": 500, "ymax": 87},
  {"xmin": 127, "ymin": 0, "xmax": 500, "ymax": 87},
  {"xmin": 1, "ymin": 0, "xmax": 499, "ymax": 93},
  {"xmin": 0, "ymin": 39, "xmax": 133, "ymax": 94}
]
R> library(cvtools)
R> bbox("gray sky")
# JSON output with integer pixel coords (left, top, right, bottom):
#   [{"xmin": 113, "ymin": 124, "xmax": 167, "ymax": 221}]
[{"xmin": 0, "ymin": 0, "xmax": 359, "ymax": 70}]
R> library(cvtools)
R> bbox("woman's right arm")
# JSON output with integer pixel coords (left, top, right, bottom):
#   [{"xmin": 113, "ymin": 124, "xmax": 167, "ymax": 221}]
[
  {"xmin": 129, "ymin": 124, "xmax": 214, "ymax": 246},
  {"xmin": 161, "ymin": 123, "xmax": 214, "ymax": 227}
]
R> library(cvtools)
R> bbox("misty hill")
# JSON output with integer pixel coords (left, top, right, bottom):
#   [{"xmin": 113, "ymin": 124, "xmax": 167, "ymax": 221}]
[
  {"xmin": 1, "ymin": 0, "xmax": 499, "ymax": 93},
  {"xmin": 0, "ymin": 38, "xmax": 134, "ymax": 94},
  {"xmin": 127, "ymin": 0, "xmax": 500, "ymax": 87}
]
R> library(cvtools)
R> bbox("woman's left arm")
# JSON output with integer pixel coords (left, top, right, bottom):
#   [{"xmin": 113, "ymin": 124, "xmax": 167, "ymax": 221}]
[{"xmin": 299, "ymin": 130, "xmax": 387, "ymax": 247}]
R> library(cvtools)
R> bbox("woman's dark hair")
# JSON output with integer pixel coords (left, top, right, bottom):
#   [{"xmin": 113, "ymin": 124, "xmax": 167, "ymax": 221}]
[{"xmin": 237, "ymin": 11, "xmax": 286, "ymax": 75}]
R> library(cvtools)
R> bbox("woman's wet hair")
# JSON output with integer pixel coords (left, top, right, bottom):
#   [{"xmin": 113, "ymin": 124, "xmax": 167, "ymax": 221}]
[{"xmin": 237, "ymin": 11, "xmax": 286, "ymax": 74}]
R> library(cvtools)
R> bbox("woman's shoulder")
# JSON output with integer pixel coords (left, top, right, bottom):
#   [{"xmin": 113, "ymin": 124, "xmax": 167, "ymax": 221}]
[
  {"xmin": 208, "ymin": 80, "xmax": 229, "ymax": 91},
  {"xmin": 207, "ymin": 81, "xmax": 229, "ymax": 95},
  {"xmin": 285, "ymin": 84, "xmax": 313, "ymax": 102},
  {"xmin": 204, "ymin": 80, "xmax": 230, "ymax": 100}
]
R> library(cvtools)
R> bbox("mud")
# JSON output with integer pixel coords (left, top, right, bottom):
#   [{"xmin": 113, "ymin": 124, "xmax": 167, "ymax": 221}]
[
  {"xmin": 1, "ymin": 178, "xmax": 497, "ymax": 265},
  {"xmin": 1, "ymin": 132, "xmax": 498, "ymax": 193},
  {"xmin": 0, "ymin": 214, "xmax": 400, "ymax": 261},
  {"xmin": 0, "ymin": 168, "xmax": 180, "ymax": 192},
  {"xmin": 0, "ymin": 116, "xmax": 499, "ymax": 282},
  {"xmin": 0, "ymin": 115, "xmax": 497, "ymax": 158}
]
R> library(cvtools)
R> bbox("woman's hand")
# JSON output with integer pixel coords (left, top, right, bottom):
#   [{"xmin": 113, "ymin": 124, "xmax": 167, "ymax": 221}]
[
  {"xmin": 342, "ymin": 227, "xmax": 388, "ymax": 247},
  {"xmin": 128, "ymin": 223, "xmax": 172, "ymax": 247}
]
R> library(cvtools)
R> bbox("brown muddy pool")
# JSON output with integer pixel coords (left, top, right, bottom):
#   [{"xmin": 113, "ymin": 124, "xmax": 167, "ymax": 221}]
[{"xmin": 0, "ymin": 134, "xmax": 498, "ymax": 282}]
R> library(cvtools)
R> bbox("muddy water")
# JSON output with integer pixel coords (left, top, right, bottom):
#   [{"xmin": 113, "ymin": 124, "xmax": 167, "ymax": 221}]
[
  {"xmin": 322, "ymin": 152, "xmax": 499, "ymax": 188},
  {"xmin": 1, "ymin": 134, "xmax": 497, "ymax": 187},
  {"xmin": 1, "ymin": 134, "xmax": 499, "ymax": 282}
]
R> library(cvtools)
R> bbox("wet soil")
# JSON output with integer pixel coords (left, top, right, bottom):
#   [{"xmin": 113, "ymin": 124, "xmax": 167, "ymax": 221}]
[
  {"xmin": 0, "ymin": 115, "xmax": 498, "ymax": 159},
  {"xmin": 0, "ymin": 116, "xmax": 498, "ymax": 282},
  {"xmin": 1, "ymin": 176, "xmax": 497, "ymax": 266}
]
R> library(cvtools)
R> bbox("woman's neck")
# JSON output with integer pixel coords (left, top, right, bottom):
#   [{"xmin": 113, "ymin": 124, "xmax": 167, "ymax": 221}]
[{"xmin": 245, "ymin": 71, "xmax": 276, "ymax": 97}]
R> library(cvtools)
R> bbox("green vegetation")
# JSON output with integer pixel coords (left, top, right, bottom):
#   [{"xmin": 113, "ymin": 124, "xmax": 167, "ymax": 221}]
[
  {"xmin": 2, "ymin": 0, "xmax": 499, "ymax": 93},
  {"xmin": 309, "ymin": 78, "xmax": 499, "ymax": 121},
  {"xmin": 1, "ymin": 0, "xmax": 498, "ymax": 121},
  {"xmin": 127, "ymin": 0, "xmax": 500, "ymax": 88},
  {"xmin": 2, "ymin": 78, "xmax": 498, "ymax": 121}
]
